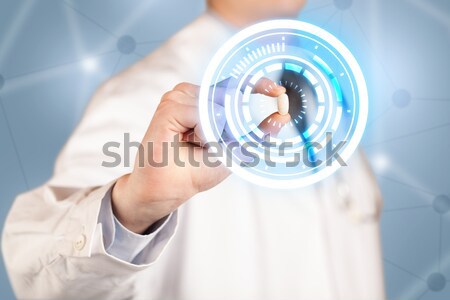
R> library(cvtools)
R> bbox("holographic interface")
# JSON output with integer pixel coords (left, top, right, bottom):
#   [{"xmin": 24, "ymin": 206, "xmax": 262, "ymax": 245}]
[{"xmin": 199, "ymin": 20, "xmax": 368, "ymax": 189}]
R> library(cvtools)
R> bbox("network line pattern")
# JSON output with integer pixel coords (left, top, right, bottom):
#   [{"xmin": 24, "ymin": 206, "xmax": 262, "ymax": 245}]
[{"xmin": 0, "ymin": 1, "xmax": 449, "ymax": 299}]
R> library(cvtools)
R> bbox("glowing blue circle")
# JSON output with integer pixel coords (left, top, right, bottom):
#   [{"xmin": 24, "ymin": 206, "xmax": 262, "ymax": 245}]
[{"xmin": 199, "ymin": 20, "xmax": 368, "ymax": 189}]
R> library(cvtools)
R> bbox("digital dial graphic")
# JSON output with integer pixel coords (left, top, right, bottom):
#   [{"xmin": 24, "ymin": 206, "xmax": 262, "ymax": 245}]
[{"xmin": 199, "ymin": 20, "xmax": 368, "ymax": 189}]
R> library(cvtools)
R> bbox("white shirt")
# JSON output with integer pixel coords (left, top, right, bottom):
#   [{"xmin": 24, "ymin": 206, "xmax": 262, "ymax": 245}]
[{"xmin": 2, "ymin": 11, "xmax": 385, "ymax": 300}]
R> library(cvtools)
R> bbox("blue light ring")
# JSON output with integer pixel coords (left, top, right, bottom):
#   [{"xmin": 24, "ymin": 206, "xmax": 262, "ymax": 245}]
[{"xmin": 200, "ymin": 20, "xmax": 368, "ymax": 188}]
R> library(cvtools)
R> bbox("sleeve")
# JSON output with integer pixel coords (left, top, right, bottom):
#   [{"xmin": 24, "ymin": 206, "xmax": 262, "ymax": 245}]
[
  {"xmin": 1, "ymin": 180, "xmax": 178, "ymax": 299},
  {"xmin": 98, "ymin": 185, "xmax": 176, "ymax": 264}
]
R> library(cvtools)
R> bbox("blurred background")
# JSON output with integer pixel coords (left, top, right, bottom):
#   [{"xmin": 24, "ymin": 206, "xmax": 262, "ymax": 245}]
[{"xmin": 0, "ymin": 0, "xmax": 449, "ymax": 299}]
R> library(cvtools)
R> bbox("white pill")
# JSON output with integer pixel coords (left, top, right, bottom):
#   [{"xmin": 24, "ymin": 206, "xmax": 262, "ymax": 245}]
[{"xmin": 277, "ymin": 93, "xmax": 289, "ymax": 115}]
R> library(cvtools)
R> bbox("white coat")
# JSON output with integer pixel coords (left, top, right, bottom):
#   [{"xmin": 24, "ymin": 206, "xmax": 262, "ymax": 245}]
[{"xmin": 2, "ymin": 11, "xmax": 385, "ymax": 300}]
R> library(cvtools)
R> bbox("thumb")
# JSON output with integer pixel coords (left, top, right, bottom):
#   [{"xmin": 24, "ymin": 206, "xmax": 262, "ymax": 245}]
[{"xmin": 257, "ymin": 112, "xmax": 291, "ymax": 138}]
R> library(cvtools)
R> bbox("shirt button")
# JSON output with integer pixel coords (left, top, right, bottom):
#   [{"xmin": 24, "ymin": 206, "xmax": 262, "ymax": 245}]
[{"xmin": 73, "ymin": 234, "xmax": 86, "ymax": 251}]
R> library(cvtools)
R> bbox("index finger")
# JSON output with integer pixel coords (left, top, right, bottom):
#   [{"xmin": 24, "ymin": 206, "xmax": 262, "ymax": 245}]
[
  {"xmin": 214, "ymin": 76, "xmax": 286, "ymax": 97},
  {"xmin": 251, "ymin": 77, "xmax": 286, "ymax": 97}
]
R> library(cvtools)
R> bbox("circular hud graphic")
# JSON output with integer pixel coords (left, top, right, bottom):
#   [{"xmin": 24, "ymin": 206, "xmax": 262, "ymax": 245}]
[{"xmin": 199, "ymin": 20, "xmax": 368, "ymax": 188}]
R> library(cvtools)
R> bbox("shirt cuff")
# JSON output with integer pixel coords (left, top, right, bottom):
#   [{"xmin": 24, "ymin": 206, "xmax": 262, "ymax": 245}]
[{"xmin": 98, "ymin": 184, "xmax": 174, "ymax": 264}]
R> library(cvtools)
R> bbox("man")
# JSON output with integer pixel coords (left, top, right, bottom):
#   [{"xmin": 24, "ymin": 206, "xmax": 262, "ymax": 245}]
[{"xmin": 2, "ymin": 0, "xmax": 385, "ymax": 299}]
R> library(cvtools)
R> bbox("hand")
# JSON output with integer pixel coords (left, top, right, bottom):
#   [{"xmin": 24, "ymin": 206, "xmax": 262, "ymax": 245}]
[{"xmin": 112, "ymin": 79, "xmax": 290, "ymax": 234}]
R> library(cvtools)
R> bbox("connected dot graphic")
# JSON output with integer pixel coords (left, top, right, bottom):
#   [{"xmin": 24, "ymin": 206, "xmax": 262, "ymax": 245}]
[
  {"xmin": 81, "ymin": 58, "xmax": 98, "ymax": 72},
  {"xmin": 392, "ymin": 89, "xmax": 412, "ymax": 108},
  {"xmin": 334, "ymin": 0, "xmax": 353, "ymax": 11},
  {"xmin": 117, "ymin": 35, "xmax": 137, "ymax": 54},
  {"xmin": 433, "ymin": 195, "xmax": 450, "ymax": 214},
  {"xmin": 427, "ymin": 272, "xmax": 446, "ymax": 292}
]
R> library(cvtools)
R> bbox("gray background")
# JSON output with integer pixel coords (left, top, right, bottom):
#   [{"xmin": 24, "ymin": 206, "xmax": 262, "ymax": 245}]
[{"xmin": 0, "ymin": 0, "xmax": 449, "ymax": 299}]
